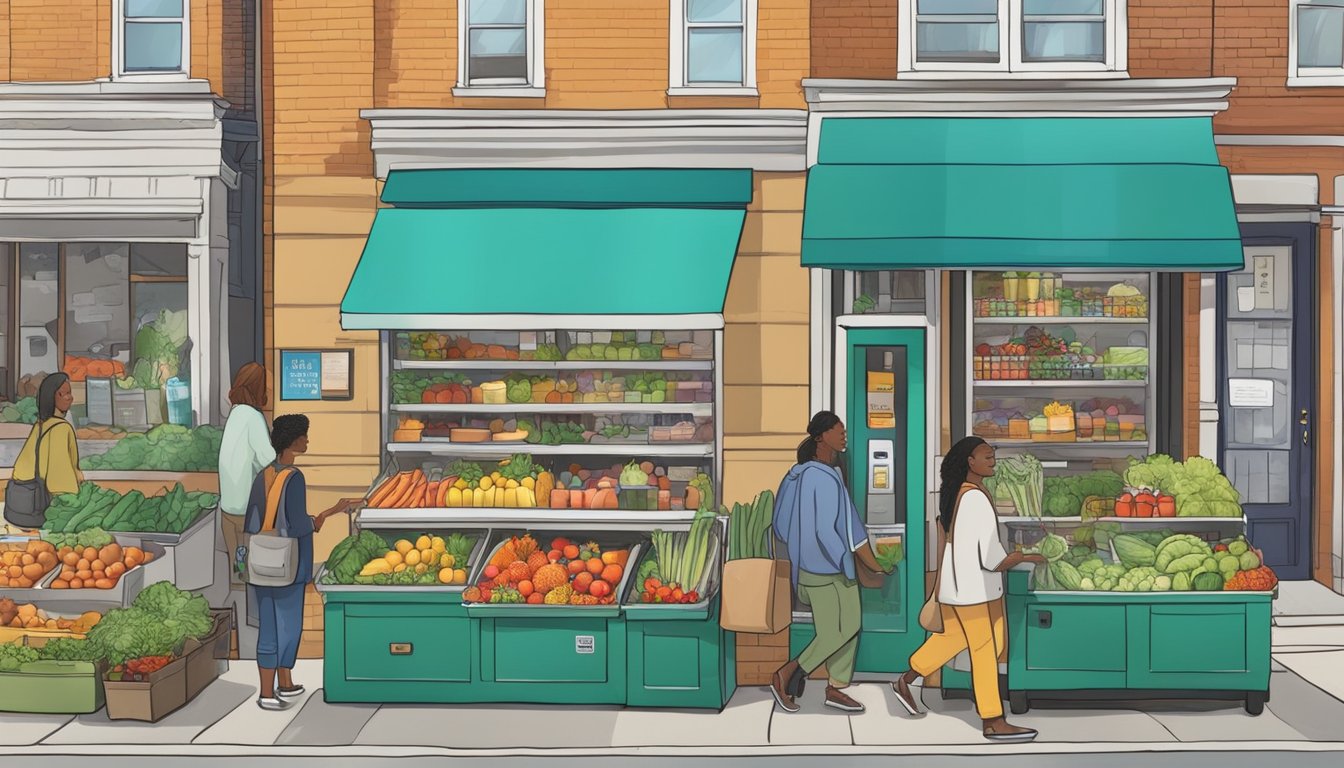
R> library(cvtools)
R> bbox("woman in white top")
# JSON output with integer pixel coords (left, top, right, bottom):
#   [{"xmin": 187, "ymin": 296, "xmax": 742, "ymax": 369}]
[
  {"xmin": 890, "ymin": 437, "xmax": 1045, "ymax": 742},
  {"xmin": 218, "ymin": 363, "xmax": 277, "ymax": 587}
]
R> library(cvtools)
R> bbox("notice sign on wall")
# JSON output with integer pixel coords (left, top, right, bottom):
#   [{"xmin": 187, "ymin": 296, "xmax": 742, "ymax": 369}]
[{"xmin": 280, "ymin": 349, "xmax": 354, "ymax": 401}]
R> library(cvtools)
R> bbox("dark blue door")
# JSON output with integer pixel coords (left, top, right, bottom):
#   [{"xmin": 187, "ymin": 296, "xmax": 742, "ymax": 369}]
[{"xmin": 1218, "ymin": 232, "xmax": 1315, "ymax": 581}]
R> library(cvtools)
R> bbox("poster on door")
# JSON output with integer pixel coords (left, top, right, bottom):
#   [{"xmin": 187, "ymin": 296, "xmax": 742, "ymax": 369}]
[{"xmin": 867, "ymin": 371, "xmax": 895, "ymax": 429}]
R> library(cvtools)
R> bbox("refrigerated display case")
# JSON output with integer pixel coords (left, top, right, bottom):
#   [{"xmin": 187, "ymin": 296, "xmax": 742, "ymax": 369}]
[{"xmin": 319, "ymin": 327, "xmax": 734, "ymax": 708}]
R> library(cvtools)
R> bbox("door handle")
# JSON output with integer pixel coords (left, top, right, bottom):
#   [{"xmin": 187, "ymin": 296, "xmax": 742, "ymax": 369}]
[
  {"xmin": 1300, "ymin": 409, "xmax": 1310, "ymax": 426},
  {"xmin": 389, "ymin": 643, "xmax": 413, "ymax": 655},
  {"xmin": 1036, "ymin": 610, "xmax": 1052, "ymax": 629},
  {"xmin": 1303, "ymin": 430, "xmax": 1310, "ymax": 446}
]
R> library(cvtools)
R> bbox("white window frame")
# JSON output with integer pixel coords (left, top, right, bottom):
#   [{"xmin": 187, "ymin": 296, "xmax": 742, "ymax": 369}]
[
  {"xmin": 455, "ymin": 0, "xmax": 547, "ymax": 98},
  {"xmin": 668, "ymin": 0, "xmax": 759, "ymax": 97},
  {"xmin": 112, "ymin": 0, "xmax": 192, "ymax": 81},
  {"xmin": 898, "ymin": 0, "xmax": 1127, "ymax": 79},
  {"xmin": 1289, "ymin": 0, "xmax": 1344, "ymax": 87}
]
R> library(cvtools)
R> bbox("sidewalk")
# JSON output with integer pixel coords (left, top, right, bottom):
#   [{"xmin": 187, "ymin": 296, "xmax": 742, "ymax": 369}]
[{"xmin": 4, "ymin": 619, "xmax": 1344, "ymax": 758}]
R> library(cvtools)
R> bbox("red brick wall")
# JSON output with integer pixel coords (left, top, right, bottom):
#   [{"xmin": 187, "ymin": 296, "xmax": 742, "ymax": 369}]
[
  {"xmin": 1128, "ymin": 0, "xmax": 1213, "ymax": 78},
  {"xmin": 811, "ymin": 0, "xmax": 898, "ymax": 79}
]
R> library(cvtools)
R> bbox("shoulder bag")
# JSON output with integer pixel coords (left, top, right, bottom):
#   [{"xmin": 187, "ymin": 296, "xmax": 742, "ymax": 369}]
[
  {"xmin": 245, "ymin": 467, "xmax": 300, "ymax": 587},
  {"xmin": 918, "ymin": 482, "xmax": 978, "ymax": 634},
  {"xmin": 4, "ymin": 421, "xmax": 60, "ymax": 530}
]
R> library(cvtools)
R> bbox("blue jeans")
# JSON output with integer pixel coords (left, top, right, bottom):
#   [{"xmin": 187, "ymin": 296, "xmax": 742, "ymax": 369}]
[{"xmin": 255, "ymin": 581, "xmax": 305, "ymax": 669}]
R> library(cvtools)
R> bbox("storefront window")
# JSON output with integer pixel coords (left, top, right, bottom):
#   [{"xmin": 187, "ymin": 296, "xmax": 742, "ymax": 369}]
[
  {"xmin": 19, "ymin": 243, "xmax": 59, "ymax": 398},
  {"xmin": 0, "ymin": 246, "xmax": 11, "ymax": 402},
  {"xmin": 850, "ymin": 270, "xmax": 927, "ymax": 314},
  {"xmin": 63, "ymin": 243, "xmax": 132, "ymax": 383}
]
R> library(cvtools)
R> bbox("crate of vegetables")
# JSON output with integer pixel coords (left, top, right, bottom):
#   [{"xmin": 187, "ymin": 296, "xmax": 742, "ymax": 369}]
[
  {"xmin": 625, "ymin": 518, "xmax": 721, "ymax": 618},
  {"xmin": 0, "ymin": 599, "xmax": 103, "ymax": 648},
  {"xmin": 0, "ymin": 649, "xmax": 107, "ymax": 715},
  {"xmin": 0, "ymin": 538, "xmax": 62, "ymax": 598},
  {"xmin": 36, "ymin": 532, "xmax": 164, "ymax": 607},
  {"xmin": 104, "ymin": 653, "xmax": 189, "ymax": 722}
]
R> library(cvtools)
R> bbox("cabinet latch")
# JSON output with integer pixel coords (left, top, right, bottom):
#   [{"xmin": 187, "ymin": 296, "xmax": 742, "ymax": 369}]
[
  {"xmin": 1036, "ymin": 611, "xmax": 1052, "ymax": 629},
  {"xmin": 389, "ymin": 643, "xmax": 413, "ymax": 655}
]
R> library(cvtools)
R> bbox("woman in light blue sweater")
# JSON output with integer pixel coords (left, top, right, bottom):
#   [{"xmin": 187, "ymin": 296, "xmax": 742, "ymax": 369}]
[
  {"xmin": 219, "ymin": 363, "xmax": 276, "ymax": 587},
  {"xmin": 770, "ymin": 411, "xmax": 889, "ymax": 714}
]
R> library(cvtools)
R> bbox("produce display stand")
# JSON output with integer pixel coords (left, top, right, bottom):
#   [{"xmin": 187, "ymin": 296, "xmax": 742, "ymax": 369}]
[
  {"xmin": 320, "ymin": 324, "xmax": 736, "ymax": 709},
  {"xmin": 126, "ymin": 505, "xmax": 219, "ymax": 591},
  {"xmin": 941, "ymin": 517, "xmax": 1273, "ymax": 714},
  {"xmin": 0, "ymin": 660, "xmax": 107, "ymax": 714}
]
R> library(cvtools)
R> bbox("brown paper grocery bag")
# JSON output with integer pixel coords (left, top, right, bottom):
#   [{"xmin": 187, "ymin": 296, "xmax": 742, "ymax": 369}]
[{"xmin": 720, "ymin": 558, "xmax": 792, "ymax": 634}]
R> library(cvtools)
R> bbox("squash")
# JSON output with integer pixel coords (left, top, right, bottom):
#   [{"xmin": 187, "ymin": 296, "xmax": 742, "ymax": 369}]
[{"xmin": 535, "ymin": 472, "xmax": 555, "ymax": 508}]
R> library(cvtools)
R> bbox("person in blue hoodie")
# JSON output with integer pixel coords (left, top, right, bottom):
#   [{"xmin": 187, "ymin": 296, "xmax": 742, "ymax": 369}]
[{"xmin": 770, "ymin": 411, "xmax": 890, "ymax": 714}]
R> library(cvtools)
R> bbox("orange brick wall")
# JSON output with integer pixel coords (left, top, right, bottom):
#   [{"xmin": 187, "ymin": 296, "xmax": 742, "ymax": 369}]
[
  {"xmin": 810, "ymin": 0, "xmax": 898, "ymax": 79},
  {"xmin": 6, "ymin": 0, "xmax": 101, "ymax": 82},
  {"xmin": 0, "ymin": 1, "xmax": 10, "ymax": 82},
  {"xmin": 1128, "ymin": 0, "xmax": 1213, "ymax": 79}
]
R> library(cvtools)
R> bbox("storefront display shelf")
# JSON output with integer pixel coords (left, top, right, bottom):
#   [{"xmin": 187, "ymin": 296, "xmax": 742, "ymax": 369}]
[
  {"xmin": 999, "ymin": 516, "xmax": 1246, "ymax": 525},
  {"xmin": 313, "ymin": 532, "xmax": 488, "ymax": 596},
  {"xmin": 974, "ymin": 317, "xmax": 1148, "ymax": 326},
  {"xmin": 464, "ymin": 536, "xmax": 642, "ymax": 619},
  {"xmin": 622, "ymin": 526, "xmax": 722, "ymax": 620},
  {"xmin": 357, "ymin": 508, "xmax": 700, "ymax": 532},
  {"xmin": 973, "ymin": 380, "xmax": 1147, "ymax": 389},
  {"xmin": 389, "ymin": 403, "xmax": 714, "ymax": 416},
  {"xmin": 394, "ymin": 360, "xmax": 715, "ymax": 372},
  {"xmin": 386, "ymin": 442, "xmax": 714, "ymax": 458}
]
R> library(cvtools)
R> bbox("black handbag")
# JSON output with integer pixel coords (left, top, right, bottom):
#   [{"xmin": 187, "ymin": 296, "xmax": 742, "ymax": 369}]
[{"xmin": 4, "ymin": 421, "xmax": 58, "ymax": 530}]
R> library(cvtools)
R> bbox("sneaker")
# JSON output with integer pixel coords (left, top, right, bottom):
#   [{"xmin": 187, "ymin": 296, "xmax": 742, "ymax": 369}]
[
  {"xmin": 770, "ymin": 660, "xmax": 801, "ymax": 713},
  {"xmin": 891, "ymin": 676, "xmax": 925, "ymax": 717},
  {"xmin": 824, "ymin": 686, "xmax": 865, "ymax": 713},
  {"xmin": 983, "ymin": 718, "xmax": 1038, "ymax": 743},
  {"xmin": 277, "ymin": 685, "xmax": 306, "ymax": 699},
  {"xmin": 257, "ymin": 697, "xmax": 288, "ymax": 711}
]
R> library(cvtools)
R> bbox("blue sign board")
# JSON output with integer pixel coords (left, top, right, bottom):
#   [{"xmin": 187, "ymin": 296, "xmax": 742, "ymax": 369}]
[{"xmin": 280, "ymin": 351, "xmax": 322, "ymax": 401}]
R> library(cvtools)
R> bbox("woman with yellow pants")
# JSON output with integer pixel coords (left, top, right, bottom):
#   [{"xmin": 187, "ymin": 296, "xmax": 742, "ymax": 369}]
[{"xmin": 890, "ymin": 437, "xmax": 1045, "ymax": 743}]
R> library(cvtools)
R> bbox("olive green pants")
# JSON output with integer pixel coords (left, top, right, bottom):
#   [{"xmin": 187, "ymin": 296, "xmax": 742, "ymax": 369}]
[{"xmin": 797, "ymin": 570, "xmax": 862, "ymax": 687}]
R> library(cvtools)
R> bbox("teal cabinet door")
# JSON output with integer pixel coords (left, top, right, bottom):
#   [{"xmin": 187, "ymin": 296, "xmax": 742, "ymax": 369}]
[
  {"xmin": 1127, "ymin": 602, "xmax": 1270, "ymax": 691},
  {"xmin": 483, "ymin": 617, "xmax": 615, "ymax": 685},
  {"xmin": 344, "ymin": 609, "xmax": 472, "ymax": 683},
  {"xmin": 1018, "ymin": 603, "xmax": 1128, "ymax": 689}
]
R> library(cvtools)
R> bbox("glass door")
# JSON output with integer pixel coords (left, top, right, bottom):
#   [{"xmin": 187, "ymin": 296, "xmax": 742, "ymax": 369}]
[{"xmin": 847, "ymin": 327, "xmax": 927, "ymax": 671}]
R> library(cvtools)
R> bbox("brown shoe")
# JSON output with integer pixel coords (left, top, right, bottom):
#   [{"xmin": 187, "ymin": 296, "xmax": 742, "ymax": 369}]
[
  {"xmin": 891, "ymin": 676, "xmax": 925, "ymax": 717},
  {"xmin": 770, "ymin": 660, "xmax": 801, "ymax": 713},
  {"xmin": 824, "ymin": 686, "xmax": 865, "ymax": 713},
  {"xmin": 983, "ymin": 717, "xmax": 1038, "ymax": 743}
]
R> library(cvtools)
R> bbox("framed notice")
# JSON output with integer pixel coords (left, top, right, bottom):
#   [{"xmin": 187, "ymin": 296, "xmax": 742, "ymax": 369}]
[{"xmin": 279, "ymin": 349, "xmax": 354, "ymax": 401}]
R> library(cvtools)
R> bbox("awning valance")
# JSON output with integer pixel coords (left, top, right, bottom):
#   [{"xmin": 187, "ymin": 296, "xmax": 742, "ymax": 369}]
[
  {"xmin": 801, "ymin": 117, "xmax": 1244, "ymax": 271},
  {"xmin": 340, "ymin": 169, "xmax": 751, "ymax": 331}
]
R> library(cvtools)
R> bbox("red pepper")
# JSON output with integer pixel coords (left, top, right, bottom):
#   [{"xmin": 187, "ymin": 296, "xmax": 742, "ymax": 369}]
[
  {"xmin": 1115, "ymin": 492, "xmax": 1135, "ymax": 518},
  {"xmin": 1156, "ymin": 494, "xmax": 1177, "ymax": 518},
  {"xmin": 1134, "ymin": 492, "xmax": 1156, "ymax": 518}
]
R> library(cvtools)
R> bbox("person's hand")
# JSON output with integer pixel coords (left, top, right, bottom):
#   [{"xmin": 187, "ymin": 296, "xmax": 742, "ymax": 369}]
[{"xmin": 313, "ymin": 513, "xmax": 326, "ymax": 533}]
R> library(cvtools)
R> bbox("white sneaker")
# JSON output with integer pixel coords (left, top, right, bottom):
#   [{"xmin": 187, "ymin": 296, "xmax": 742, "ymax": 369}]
[
  {"xmin": 257, "ymin": 697, "xmax": 288, "ymax": 711},
  {"xmin": 277, "ymin": 685, "xmax": 306, "ymax": 699}
]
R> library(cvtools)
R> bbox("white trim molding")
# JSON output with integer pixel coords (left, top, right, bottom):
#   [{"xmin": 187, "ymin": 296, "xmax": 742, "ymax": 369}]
[
  {"xmin": 803, "ymin": 77, "xmax": 1235, "ymax": 116},
  {"xmin": 360, "ymin": 108, "xmax": 808, "ymax": 176},
  {"xmin": 1217, "ymin": 134, "xmax": 1344, "ymax": 147},
  {"xmin": 668, "ymin": 0, "xmax": 759, "ymax": 98},
  {"xmin": 898, "ymin": 0, "xmax": 1127, "ymax": 79},
  {"xmin": 112, "ymin": 0, "xmax": 192, "ymax": 82},
  {"xmin": 1288, "ymin": 0, "xmax": 1344, "ymax": 88},
  {"xmin": 455, "ymin": 0, "xmax": 546, "ymax": 98}
]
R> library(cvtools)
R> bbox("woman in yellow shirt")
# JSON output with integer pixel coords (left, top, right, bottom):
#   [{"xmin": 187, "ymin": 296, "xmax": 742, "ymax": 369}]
[{"xmin": 11, "ymin": 373, "xmax": 83, "ymax": 506}]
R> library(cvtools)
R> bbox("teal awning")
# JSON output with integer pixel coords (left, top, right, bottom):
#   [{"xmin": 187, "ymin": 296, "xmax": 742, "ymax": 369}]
[
  {"xmin": 340, "ymin": 169, "xmax": 751, "ymax": 330},
  {"xmin": 802, "ymin": 117, "xmax": 1244, "ymax": 271}
]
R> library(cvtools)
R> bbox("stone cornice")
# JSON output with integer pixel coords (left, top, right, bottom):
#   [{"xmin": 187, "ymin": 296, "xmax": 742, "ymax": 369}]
[
  {"xmin": 803, "ymin": 77, "xmax": 1237, "ymax": 117},
  {"xmin": 361, "ymin": 108, "xmax": 810, "ymax": 177}
]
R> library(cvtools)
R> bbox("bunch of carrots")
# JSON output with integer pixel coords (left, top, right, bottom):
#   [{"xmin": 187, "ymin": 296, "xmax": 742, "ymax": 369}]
[{"xmin": 366, "ymin": 470, "xmax": 457, "ymax": 509}]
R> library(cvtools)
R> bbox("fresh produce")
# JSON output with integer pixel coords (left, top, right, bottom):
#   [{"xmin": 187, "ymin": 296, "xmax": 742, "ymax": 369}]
[
  {"xmin": 0, "ymin": 643, "xmax": 39, "ymax": 672},
  {"xmin": 1192, "ymin": 572, "xmax": 1226, "ymax": 591},
  {"xmin": 646, "ymin": 514, "xmax": 715, "ymax": 602},
  {"xmin": 113, "ymin": 655, "xmax": 174, "ymax": 682},
  {"xmin": 1111, "ymin": 534, "xmax": 1157, "ymax": 569},
  {"xmin": 1036, "ymin": 533, "xmax": 1069, "ymax": 562},
  {"xmin": 320, "ymin": 530, "xmax": 390, "ymax": 584},
  {"xmin": 1050, "ymin": 560, "xmax": 1084, "ymax": 591},
  {"xmin": 1042, "ymin": 471, "xmax": 1124, "ymax": 517},
  {"xmin": 687, "ymin": 472, "xmax": 715, "ymax": 514},
  {"xmin": 1154, "ymin": 534, "xmax": 1213, "ymax": 574},
  {"xmin": 63, "ymin": 355, "xmax": 127, "ymax": 382},
  {"xmin": 391, "ymin": 371, "xmax": 469, "ymax": 405},
  {"xmin": 1122, "ymin": 454, "xmax": 1242, "ymax": 518},
  {"xmin": 464, "ymin": 535, "xmax": 629, "ymax": 606},
  {"xmin": 0, "ymin": 598, "xmax": 101, "ymax": 633},
  {"xmin": 990, "ymin": 454, "xmax": 1043, "ymax": 517},
  {"xmin": 127, "ymin": 309, "xmax": 188, "ymax": 388},
  {"xmin": 43, "ymin": 483, "xmax": 217, "ymax": 535},
  {"xmin": 1116, "ymin": 566, "xmax": 1171, "ymax": 593},
  {"xmin": 353, "ymin": 534, "xmax": 472, "ymax": 586},
  {"xmin": 1077, "ymin": 560, "xmax": 1127, "ymax": 591},
  {"xmin": 0, "ymin": 539, "xmax": 60, "ymax": 588},
  {"xmin": 0, "ymin": 396, "xmax": 37, "ymax": 424},
  {"xmin": 874, "ymin": 539, "xmax": 904, "ymax": 572},
  {"xmin": 86, "ymin": 582, "xmax": 212, "ymax": 667},
  {"xmin": 34, "ymin": 637, "xmax": 102, "ymax": 662},
  {"xmin": 520, "ymin": 419, "xmax": 586, "ymax": 445},
  {"xmin": 81, "ymin": 424, "xmax": 223, "ymax": 472},
  {"xmin": 727, "ymin": 490, "xmax": 775, "ymax": 560},
  {"xmin": 1225, "ymin": 566, "xmax": 1278, "ymax": 592},
  {"xmin": 48, "ymin": 541, "xmax": 151, "ymax": 590}
]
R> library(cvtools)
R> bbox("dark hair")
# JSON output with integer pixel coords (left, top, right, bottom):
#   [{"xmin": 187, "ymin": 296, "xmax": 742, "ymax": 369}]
[
  {"xmin": 37, "ymin": 373, "xmax": 72, "ymax": 421},
  {"xmin": 797, "ymin": 411, "xmax": 842, "ymax": 465},
  {"xmin": 271, "ymin": 414, "xmax": 310, "ymax": 453},
  {"xmin": 939, "ymin": 436, "xmax": 988, "ymax": 533}
]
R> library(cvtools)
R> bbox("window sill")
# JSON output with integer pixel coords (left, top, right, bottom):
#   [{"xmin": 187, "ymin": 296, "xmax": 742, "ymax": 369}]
[
  {"xmin": 452, "ymin": 86, "xmax": 546, "ymax": 99},
  {"xmin": 898, "ymin": 69, "xmax": 1129, "ymax": 81},
  {"xmin": 667, "ymin": 86, "xmax": 759, "ymax": 97},
  {"xmin": 111, "ymin": 72, "xmax": 193, "ymax": 83},
  {"xmin": 1287, "ymin": 75, "xmax": 1344, "ymax": 88}
]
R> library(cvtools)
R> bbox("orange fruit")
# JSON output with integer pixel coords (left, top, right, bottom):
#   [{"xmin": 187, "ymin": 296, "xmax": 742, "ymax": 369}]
[
  {"xmin": 563, "ymin": 545, "xmax": 580, "ymax": 560},
  {"xmin": 567, "ymin": 559, "xmax": 586, "ymax": 575},
  {"xmin": 518, "ymin": 579, "xmax": 535, "ymax": 597},
  {"xmin": 586, "ymin": 558, "xmax": 604, "ymax": 575},
  {"xmin": 572, "ymin": 572, "xmax": 594, "ymax": 594},
  {"xmin": 601, "ymin": 564, "xmax": 623, "ymax": 584},
  {"xmin": 526, "ymin": 593, "xmax": 544, "ymax": 604}
]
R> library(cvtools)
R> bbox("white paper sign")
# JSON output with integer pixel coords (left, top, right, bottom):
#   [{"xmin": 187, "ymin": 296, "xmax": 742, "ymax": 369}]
[
  {"xmin": 575, "ymin": 635, "xmax": 595, "ymax": 655},
  {"xmin": 319, "ymin": 351, "xmax": 351, "ymax": 397},
  {"xmin": 1228, "ymin": 378, "xmax": 1274, "ymax": 408}
]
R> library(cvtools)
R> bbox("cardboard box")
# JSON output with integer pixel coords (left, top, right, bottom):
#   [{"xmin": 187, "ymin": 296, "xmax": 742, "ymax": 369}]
[
  {"xmin": 720, "ymin": 558, "xmax": 792, "ymax": 634},
  {"xmin": 104, "ymin": 656, "xmax": 189, "ymax": 722}
]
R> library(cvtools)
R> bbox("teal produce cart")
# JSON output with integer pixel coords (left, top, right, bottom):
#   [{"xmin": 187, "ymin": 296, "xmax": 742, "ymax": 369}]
[{"xmin": 943, "ymin": 518, "xmax": 1274, "ymax": 715}]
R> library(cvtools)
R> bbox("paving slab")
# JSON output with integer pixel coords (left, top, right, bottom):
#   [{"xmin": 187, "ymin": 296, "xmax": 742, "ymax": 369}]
[
  {"xmin": 611, "ymin": 686, "xmax": 773, "ymax": 747},
  {"xmin": 849, "ymin": 683, "xmax": 984, "ymax": 746},
  {"xmin": 1272, "ymin": 625, "xmax": 1344, "ymax": 650},
  {"xmin": 356, "ymin": 703, "xmax": 622, "ymax": 749},
  {"xmin": 1274, "ymin": 650, "xmax": 1344, "ymax": 703},
  {"xmin": 43, "ymin": 679, "xmax": 255, "ymax": 745},
  {"xmin": 1013, "ymin": 707, "xmax": 1176, "ymax": 743},
  {"xmin": 275, "ymin": 693, "xmax": 379, "ymax": 747},
  {"xmin": 1275, "ymin": 616, "xmax": 1344, "ymax": 628},
  {"xmin": 192, "ymin": 659, "xmax": 323, "ymax": 745},
  {"xmin": 766, "ymin": 685, "xmax": 854, "ymax": 746},
  {"xmin": 1263, "ymin": 666, "xmax": 1344, "ymax": 742},
  {"xmin": 0, "ymin": 714, "xmax": 74, "ymax": 746},
  {"xmin": 1150, "ymin": 705, "xmax": 1305, "ymax": 742},
  {"xmin": 1274, "ymin": 582, "xmax": 1344, "ymax": 617}
]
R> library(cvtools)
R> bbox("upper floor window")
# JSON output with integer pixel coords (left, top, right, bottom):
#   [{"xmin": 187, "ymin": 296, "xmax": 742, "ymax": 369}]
[
  {"xmin": 669, "ymin": 0, "xmax": 759, "ymax": 96},
  {"xmin": 456, "ymin": 0, "xmax": 546, "ymax": 97},
  {"xmin": 115, "ymin": 0, "xmax": 190, "ymax": 79},
  {"xmin": 1290, "ymin": 0, "xmax": 1344, "ymax": 86},
  {"xmin": 900, "ymin": 0, "xmax": 1126, "ymax": 77}
]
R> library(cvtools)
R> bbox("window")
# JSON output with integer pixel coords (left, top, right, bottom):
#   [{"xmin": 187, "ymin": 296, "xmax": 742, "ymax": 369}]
[
  {"xmin": 114, "ymin": 0, "xmax": 190, "ymax": 79},
  {"xmin": 900, "ymin": 0, "xmax": 1125, "ymax": 76},
  {"xmin": 1290, "ymin": 1, "xmax": 1344, "ymax": 86},
  {"xmin": 456, "ymin": 0, "xmax": 546, "ymax": 97},
  {"xmin": 670, "ymin": 0, "xmax": 758, "ymax": 95}
]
